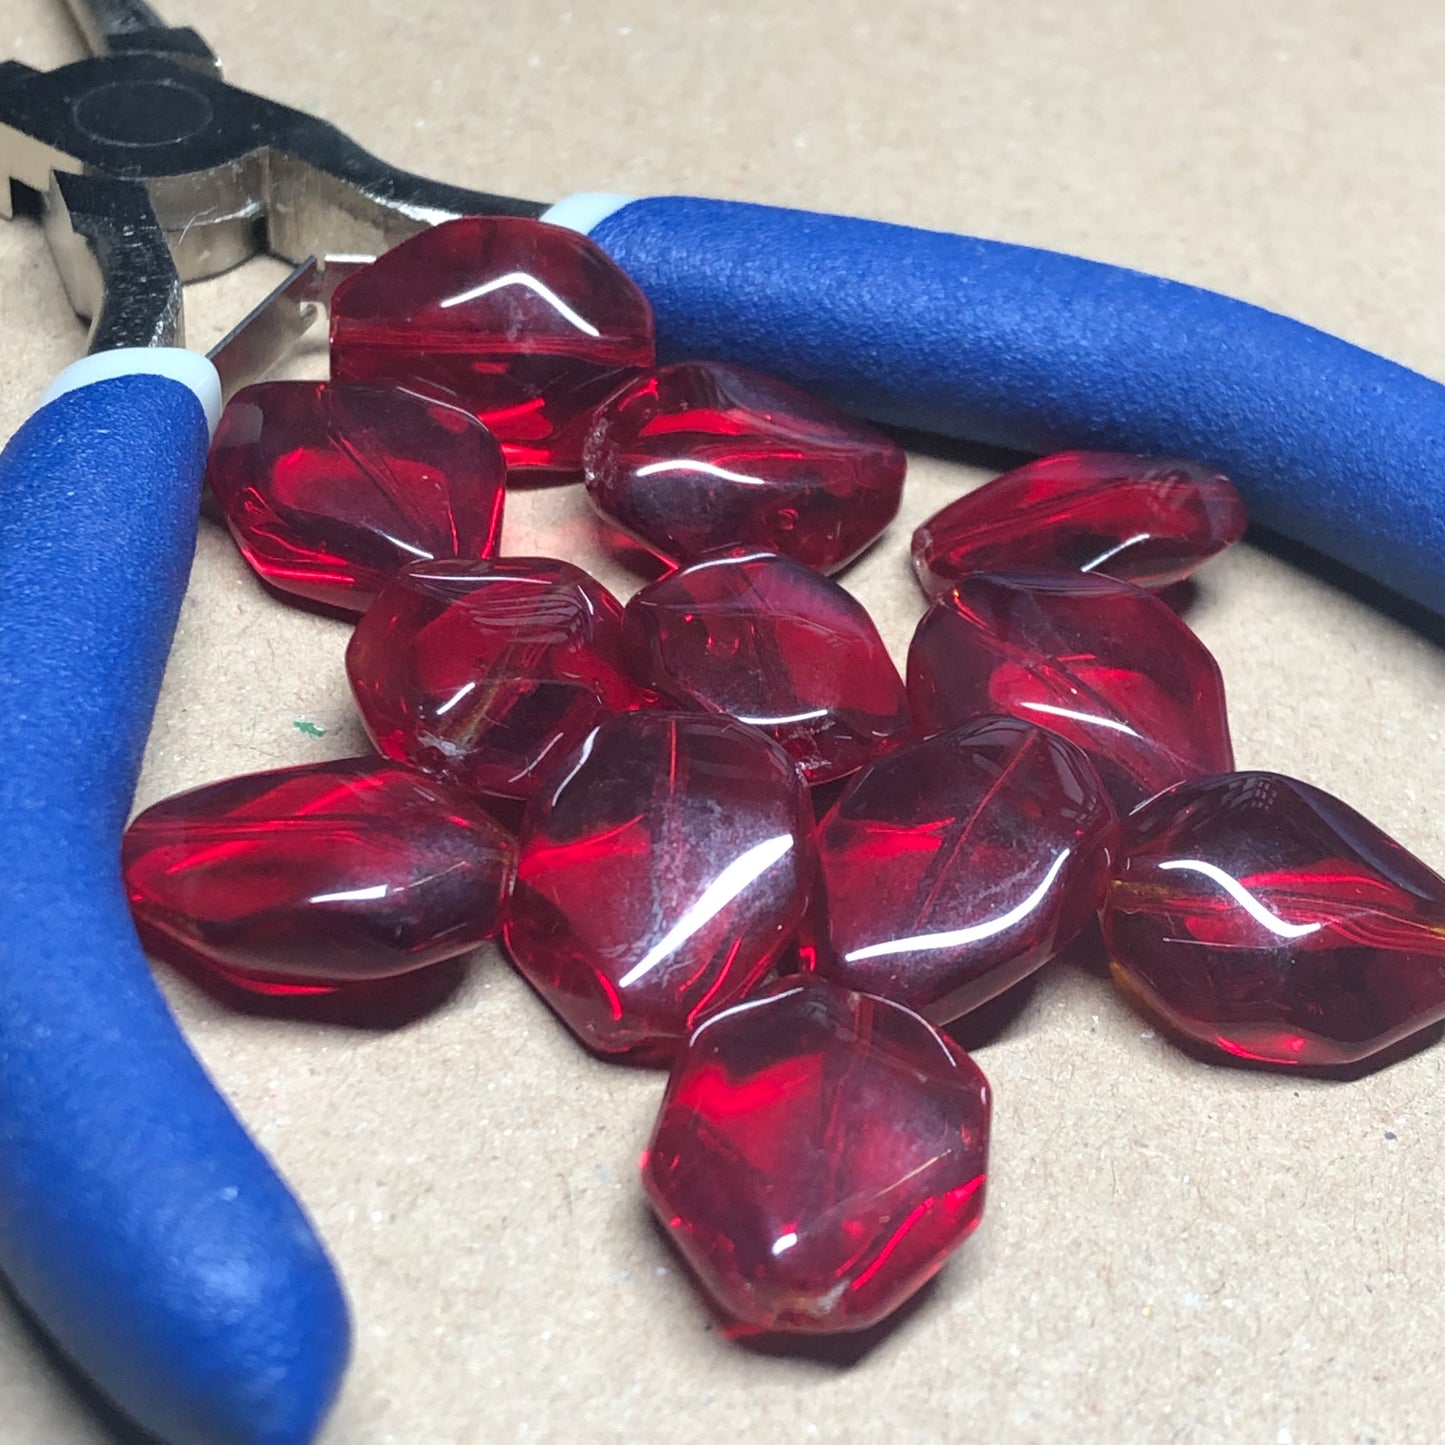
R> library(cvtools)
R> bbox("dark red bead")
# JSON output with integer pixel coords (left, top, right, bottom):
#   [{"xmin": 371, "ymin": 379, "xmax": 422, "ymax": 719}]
[
  {"xmin": 330, "ymin": 216, "xmax": 654, "ymax": 477},
  {"xmin": 907, "ymin": 570, "xmax": 1233, "ymax": 810},
  {"xmin": 912, "ymin": 451, "xmax": 1246, "ymax": 599},
  {"xmin": 346, "ymin": 557, "xmax": 649, "ymax": 801},
  {"xmin": 623, "ymin": 550, "xmax": 911, "ymax": 785},
  {"xmin": 207, "ymin": 381, "xmax": 506, "ymax": 614},
  {"xmin": 503, "ymin": 711, "xmax": 814, "ymax": 1061},
  {"xmin": 642, "ymin": 975, "xmax": 990, "ymax": 1334},
  {"xmin": 123, "ymin": 758, "xmax": 515, "ymax": 994},
  {"xmin": 1103, "ymin": 772, "xmax": 1445, "ymax": 1066},
  {"xmin": 804, "ymin": 717, "xmax": 1117, "ymax": 1022},
  {"xmin": 584, "ymin": 362, "xmax": 906, "ymax": 573}
]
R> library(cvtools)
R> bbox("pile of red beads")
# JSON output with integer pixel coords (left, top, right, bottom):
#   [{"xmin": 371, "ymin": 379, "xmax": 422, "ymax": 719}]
[{"xmin": 124, "ymin": 214, "xmax": 1445, "ymax": 1338}]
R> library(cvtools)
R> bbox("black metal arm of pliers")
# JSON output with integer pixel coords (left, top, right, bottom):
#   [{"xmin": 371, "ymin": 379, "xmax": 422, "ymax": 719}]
[{"xmin": 0, "ymin": 0, "xmax": 543, "ymax": 354}]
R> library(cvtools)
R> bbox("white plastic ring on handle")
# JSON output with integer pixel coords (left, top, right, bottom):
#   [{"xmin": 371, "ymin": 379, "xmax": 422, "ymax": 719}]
[
  {"xmin": 540, "ymin": 193, "xmax": 637, "ymax": 239},
  {"xmin": 39, "ymin": 348, "xmax": 224, "ymax": 439}
]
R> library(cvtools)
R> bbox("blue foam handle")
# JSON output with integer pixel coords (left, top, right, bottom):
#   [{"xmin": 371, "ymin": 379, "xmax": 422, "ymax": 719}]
[
  {"xmin": 0, "ymin": 374, "xmax": 349, "ymax": 1444},
  {"xmin": 591, "ymin": 197, "xmax": 1445, "ymax": 619}
]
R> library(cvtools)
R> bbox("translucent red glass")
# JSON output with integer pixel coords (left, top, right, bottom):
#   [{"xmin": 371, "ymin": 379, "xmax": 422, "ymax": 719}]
[
  {"xmin": 503, "ymin": 711, "xmax": 814, "ymax": 1061},
  {"xmin": 907, "ymin": 569, "xmax": 1233, "ymax": 810},
  {"xmin": 584, "ymin": 362, "xmax": 906, "ymax": 573},
  {"xmin": 346, "ymin": 557, "xmax": 649, "ymax": 801},
  {"xmin": 123, "ymin": 758, "xmax": 515, "ymax": 993},
  {"xmin": 642, "ymin": 975, "xmax": 991, "ymax": 1334},
  {"xmin": 330, "ymin": 216, "xmax": 654, "ymax": 477},
  {"xmin": 1104, "ymin": 771, "xmax": 1445, "ymax": 1066},
  {"xmin": 804, "ymin": 717, "xmax": 1117, "ymax": 1022},
  {"xmin": 623, "ymin": 549, "xmax": 911, "ymax": 785},
  {"xmin": 912, "ymin": 451, "xmax": 1246, "ymax": 599},
  {"xmin": 206, "ymin": 381, "xmax": 506, "ymax": 614}
]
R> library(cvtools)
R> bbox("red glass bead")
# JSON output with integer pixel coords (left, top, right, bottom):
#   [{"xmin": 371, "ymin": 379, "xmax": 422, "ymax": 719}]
[
  {"xmin": 804, "ymin": 717, "xmax": 1118, "ymax": 1022},
  {"xmin": 907, "ymin": 569, "xmax": 1233, "ymax": 810},
  {"xmin": 329, "ymin": 216, "xmax": 654, "ymax": 477},
  {"xmin": 1103, "ymin": 771, "xmax": 1445, "ymax": 1066},
  {"xmin": 503, "ymin": 711, "xmax": 814, "ymax": 1061},
  {"xmin": 207, "ymin": 381, "xmax": 506, "ymax": 614},
  {"xmin": 583, "ymin": 362, "xmax": 906, "ymax": 573},
  {"xmin": 912, "ymin": 451, "xmax": 1246, "ymax": 600},
  {"xmin": 623, "ymin": 550, "xmax": 911, "ymax": 785},
  {"xmin": 346, "ymin": 557, "xmax": 648, "ymax": 802},
  {"xmin": 123, "ymin": 758, "xmax": 515, "ymax": 994},
  {"xmin": 642, "ymin": 975, "xmax": 991, "ymax": 1334}
]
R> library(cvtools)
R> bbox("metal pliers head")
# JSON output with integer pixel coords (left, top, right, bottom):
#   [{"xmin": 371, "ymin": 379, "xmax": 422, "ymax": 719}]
[{"xmin": 0, "ymin": 0, "xmax": 542, "ymax": 357}]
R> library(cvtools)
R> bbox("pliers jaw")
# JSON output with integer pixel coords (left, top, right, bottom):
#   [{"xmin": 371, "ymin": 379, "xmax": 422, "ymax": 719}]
[
  {"xmin": 0, "ymin": 8, "xmax": 544, "ymax": 355},
  {"xmin": 62, "ymin": 0, "xmax": 221, "ymax": 74},
  {"xmin": 43, "ymin": 169, "xmax": 183, "ymax": 352},
  {"xmin": 0, "ymin": 54, "xmax": 273, "ymax": 285}
]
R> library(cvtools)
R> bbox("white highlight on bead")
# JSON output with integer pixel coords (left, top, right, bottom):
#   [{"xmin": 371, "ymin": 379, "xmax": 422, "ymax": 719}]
[
  {"xmin": 439, "ymin": 271, "xmax": 601, "ymax": 336},
  {"xmin": 842, "ymin": 848, "xmax": 1074, "ymax": 963},
  {"xmin": 309, "ymin": 884, "xmax": 390, "ymax": 905},
  {"xmin": 1020, "ymin": 700, "xmax": 1141, "ymax": 738},
  {"xmin": 39, "ymin": 348, "xmax": 223, "ymax": 438},
  {"xmin": 540, "ymin": 192, "xmax": 637, "ymax": 238},
  {"xmin": 1157, "ymin": 859, "xmax": 1324, "ymax": 939},
  {"xmin": 615, "ymin": 833, "xmax": 795, "ymax": 988},
  {"xmin": 635, "ymin": 458, "xmax": 764, "ymax": 487}
]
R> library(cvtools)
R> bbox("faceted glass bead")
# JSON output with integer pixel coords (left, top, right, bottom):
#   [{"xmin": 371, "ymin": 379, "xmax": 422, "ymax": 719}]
[
  {"xmin": 583, "ymin": 362, "xmax": 906, "ymax": 573},
  {"xmin": 907, "ymin": 569, "xmax": 1233, "ymax": 811},
  {"xmin": 805, "ymin": 717, "xmax": 1118, "ymax": 1022},
  {"xmin": 912, "ymin": 451, "xmax": 1246, "ymax": 600},
  {"xmin": 504, "ymin": 711, "xmax": 814, "ymax": 1061},
  {"xmin": 1104, "ymin": 771, "xmax": 1445, "ymax": 1066},
  {"xmin": 123, "ymin": 758, "xmax": 515, "ymax": 994},
  {"xmin": 330, "ymin": 216, "xmax": 655, "ymax": 477},
  {"xmin": 623, "ymin": 550, "xmax": 912, "ymax": 785},
  {"xmin": 347, "ymin": 557, "xmax": 649, "ymax": 801},
  {"xmin": 642, "ymin": 975, "xmax": 991, "ymax": 1334},
  {"xmin": 207, "ymin": 381, "xmax": 506, "ymax": 614}
]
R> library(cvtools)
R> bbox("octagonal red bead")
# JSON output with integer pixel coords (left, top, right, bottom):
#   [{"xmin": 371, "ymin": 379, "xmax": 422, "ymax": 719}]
[
  {"xmin": 912, "ymin": 451, "xmax": 1246, "ymax": 599},
  {"xmin": 123, "ymin": 758, "xmax": 515, "ymax": 993},
  {"xmin": 623, "ymin": 550, "xmax": 911, "ymax": 785},
  {"xmin": 330, "ymin": 216, "xmax": 654, "ymax": 477},
  {"xmin": 1103, "ymin": 771, "xmax": 1445, "ymax": 1066},
  {"xmin": 503, "ymin": 711, "xmax": 814, "ymax": 1061},
  {"xmin": 584, "ymin": 362, "xmax": 906, "ymax": 573},
  {"xmin": 346, "ymin": 557, "xmax": 649, "ymax": 801},
  {"xmin": 642, "ymin": 975, "xmax": 991, "ymax": 1334},
  {"xmin": 805, "ymin": 717, "xmax": 1118, "ymax": 1022},
  {"xmin": 907, "ymin": 569, "xmax": 1233, "ymax": 810},
  {"xmin": 207, "ymin": 381, "xmax": 506, "ymax": 614}
]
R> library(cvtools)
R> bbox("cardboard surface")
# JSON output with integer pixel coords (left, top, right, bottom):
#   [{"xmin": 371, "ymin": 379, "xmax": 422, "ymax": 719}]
[{"xmin": 1, "ymin": 2, "xmax": 1444, "ymax": 1441}]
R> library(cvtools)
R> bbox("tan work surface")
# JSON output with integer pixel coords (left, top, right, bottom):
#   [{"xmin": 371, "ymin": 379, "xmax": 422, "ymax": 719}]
[{"xmin": 2, "ymin": 1, "xmax": 1444, "ymax": 1441}]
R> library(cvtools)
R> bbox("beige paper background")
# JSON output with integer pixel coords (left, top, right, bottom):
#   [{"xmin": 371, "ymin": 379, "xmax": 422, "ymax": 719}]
[{"xmin": 2, "ymin": 1, "xmax": 1445, "ymax": 1441}]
